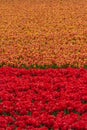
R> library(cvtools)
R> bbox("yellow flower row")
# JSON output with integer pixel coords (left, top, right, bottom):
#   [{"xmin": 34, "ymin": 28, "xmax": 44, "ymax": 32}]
[{"xmin": 0, "ymin": 0, "xmax": 87, "ymax": 68}]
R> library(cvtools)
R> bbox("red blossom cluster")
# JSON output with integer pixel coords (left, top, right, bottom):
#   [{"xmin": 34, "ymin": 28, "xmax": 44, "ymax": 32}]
[{"xmin": 0, "ymin": 67, "xmax": 87, "ymax": 129}]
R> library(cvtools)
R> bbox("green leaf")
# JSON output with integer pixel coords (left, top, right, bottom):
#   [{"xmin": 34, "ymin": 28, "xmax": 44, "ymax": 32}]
[{"xmin": 64, "ymin": 109, "xmax": 70, "ymax": 114}]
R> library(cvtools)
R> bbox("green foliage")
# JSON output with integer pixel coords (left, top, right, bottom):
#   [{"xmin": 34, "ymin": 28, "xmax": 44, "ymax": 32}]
[
  {"xmin": 64, "ymin": 109, "xmax": 70, "ymax": 115},
  {"xmin": 84, "ymin": 65, "xmax": 87, "ymax": 69},
  {"xmin": 0, "ymin": 63, "xmax": 87, "ymax": 69},
  {"xmin": 52, "ymin": 110, "xmax": 59, "ymax": 116}
]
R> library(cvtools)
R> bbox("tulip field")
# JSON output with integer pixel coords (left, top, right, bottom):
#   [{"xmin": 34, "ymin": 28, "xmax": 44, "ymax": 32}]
[
  {"xmin": 0, "ymin": 0, "xmax": 87, "ymax": 129},
  {"xmin": 0, "ymin": 67, "xmax": 87, "ymax": 129}
]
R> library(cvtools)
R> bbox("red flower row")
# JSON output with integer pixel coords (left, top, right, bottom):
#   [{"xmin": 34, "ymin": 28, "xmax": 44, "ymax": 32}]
[{"xmin": 0, "ymin": 67, "xmax": 87, "ymax": 129}]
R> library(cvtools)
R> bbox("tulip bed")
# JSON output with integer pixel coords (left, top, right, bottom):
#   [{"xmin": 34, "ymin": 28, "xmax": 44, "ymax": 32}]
[
  {"xmin": 0, "ymin": 0, "xmax": 87, "ymax": 129},
  {"xmin": 0, "ymin": 67, "xmax": 87, "ymax": 129},
  {"xmin": 0, "ymin": 0, "xmax": 87, "ymax": 68}
]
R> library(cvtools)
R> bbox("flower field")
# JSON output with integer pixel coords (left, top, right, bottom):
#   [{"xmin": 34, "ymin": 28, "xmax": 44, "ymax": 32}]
[
  {"xmin": 0, "ymin": 67, "xmax": 87, "ymax": 129},
  {"xmin": 0, "ymin": 0, "xmax": 87, "ymax": 68},
  {"xmin": 0, "ymin": 0, "xmax": 87, "ymax": 129}
]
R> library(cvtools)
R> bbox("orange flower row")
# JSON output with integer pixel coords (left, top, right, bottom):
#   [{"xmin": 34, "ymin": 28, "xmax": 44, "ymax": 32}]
[{"xmin": 0, "ymin": 0, "xmax": 87, "ymax": 68}]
